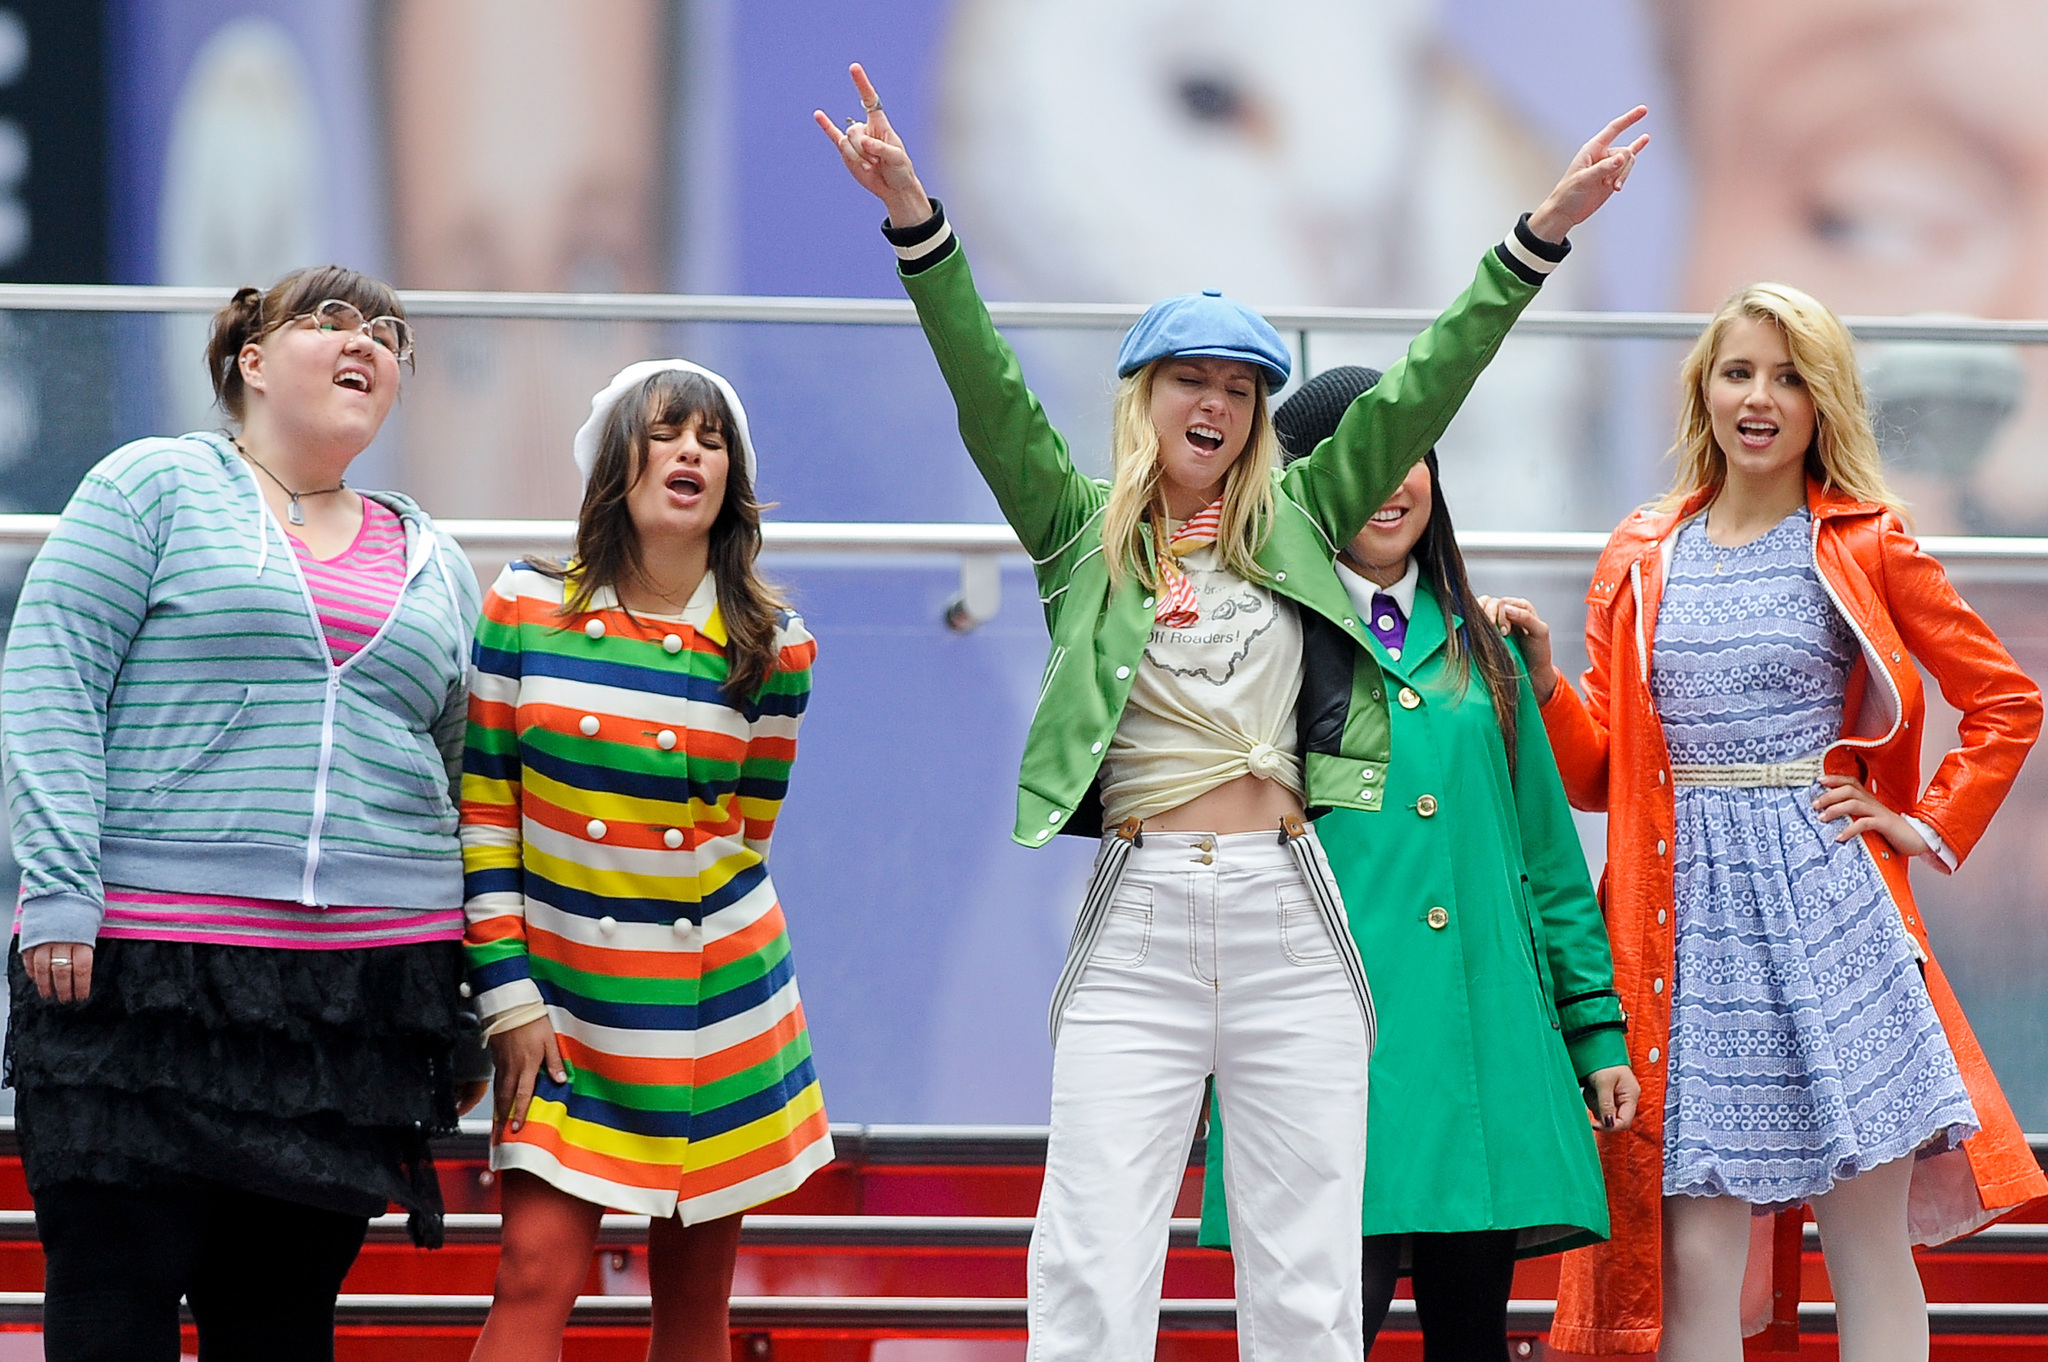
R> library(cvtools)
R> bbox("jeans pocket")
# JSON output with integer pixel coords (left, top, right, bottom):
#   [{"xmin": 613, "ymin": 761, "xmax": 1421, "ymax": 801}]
[
  {"xmin": 1090, "ymin": 888, "xmax": 1154, "ymax": 968},
  {"xmin": 1278, "ymin": 888, "xmax": 1338, "ymax": 965}
]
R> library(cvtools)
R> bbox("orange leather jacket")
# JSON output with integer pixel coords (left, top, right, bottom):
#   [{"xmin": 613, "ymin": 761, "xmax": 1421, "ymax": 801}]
[{"xmin": 1538, "ymin": 481, "xmax": 2045, "ymax": 1355}]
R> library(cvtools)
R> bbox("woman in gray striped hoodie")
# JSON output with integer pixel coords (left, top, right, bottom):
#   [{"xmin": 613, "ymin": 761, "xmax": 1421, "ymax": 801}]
[{"xmin": 1, "ymin": 266, "xmax": 484, "ymax": 1362}]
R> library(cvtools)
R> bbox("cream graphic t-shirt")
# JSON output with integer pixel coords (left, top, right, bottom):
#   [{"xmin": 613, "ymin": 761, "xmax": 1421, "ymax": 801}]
[{"xmin": 1098, "ymin": 541, "xmax": 1306, "ymax": 826}]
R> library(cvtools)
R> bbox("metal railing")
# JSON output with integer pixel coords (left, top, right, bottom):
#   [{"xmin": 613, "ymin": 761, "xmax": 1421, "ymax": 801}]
[
  {"xmin": 5, "ymin": 516, "xmax": 2048, "ymax": 630},
  {"xmin": 6, "ymin": 281, "xmax": 2048, "ymax": 343},
  {"xmin": 0, "ymin": 1291, "xmax": 2041, "ymax": 1335},
  {"xmin": 11, "ymin": 1206, "xmax": 2048, "ymax": 1254},
  {"xmin": 3, "ymin": 280, "xmax": 2048, "ymax": 626}
]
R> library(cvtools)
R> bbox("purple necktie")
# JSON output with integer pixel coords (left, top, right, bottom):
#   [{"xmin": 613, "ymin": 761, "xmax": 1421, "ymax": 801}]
[{"xmin": 1368, "ymin": 592, "xmax": 1407, "ymax": 655}]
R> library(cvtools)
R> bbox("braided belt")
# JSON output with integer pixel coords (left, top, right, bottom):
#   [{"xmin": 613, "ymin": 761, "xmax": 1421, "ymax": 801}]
[{"xmin": 1668, "ymin": 756, "xmax": 1824, "ymax": 788}]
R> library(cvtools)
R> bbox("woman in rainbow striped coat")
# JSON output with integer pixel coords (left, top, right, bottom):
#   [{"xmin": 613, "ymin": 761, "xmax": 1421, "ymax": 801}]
[{"xmin": 461, "ymin": 360, "xmax": 831, "ymax": 1362}]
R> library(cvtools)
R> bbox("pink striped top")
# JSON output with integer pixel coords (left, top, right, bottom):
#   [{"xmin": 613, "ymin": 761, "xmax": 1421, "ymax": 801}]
[
  {"xmin": 81, "ymin": 497, "xmax": 462, "ymax": 950},
  {"xmin": 289, "ymin": 496, "xmax": 410, "ymax": 663}
]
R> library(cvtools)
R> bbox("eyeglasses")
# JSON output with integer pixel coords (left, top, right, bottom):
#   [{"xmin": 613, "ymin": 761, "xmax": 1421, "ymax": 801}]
[{"xmin": 291, "ymin": 298, "xmax": 415, "ymax": 366}]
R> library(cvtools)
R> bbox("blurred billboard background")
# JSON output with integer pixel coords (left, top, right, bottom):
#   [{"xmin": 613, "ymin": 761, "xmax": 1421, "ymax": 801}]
[{"xmin": 0, "ymin": 0, "xmax": 2044, "ymax": 1126}]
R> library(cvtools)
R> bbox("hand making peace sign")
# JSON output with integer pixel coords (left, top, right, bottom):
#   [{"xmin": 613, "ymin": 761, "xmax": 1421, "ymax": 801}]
[
  {"xmin": 1527, "ymin": 106, "xmax": 1653, "ymax": 243},
  {"xmin": 817, "ymin": 62, "xmax": 1648, "ymax": 245},
  {"xmin": 813, "ymin": 64, "xmax": 934, "ymax": 229}
]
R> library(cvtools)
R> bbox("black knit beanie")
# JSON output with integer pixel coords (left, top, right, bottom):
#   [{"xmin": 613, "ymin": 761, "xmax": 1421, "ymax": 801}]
[{"xmin": 1273, "ymin": 365, "xmax": 1382, "ymax": 463}]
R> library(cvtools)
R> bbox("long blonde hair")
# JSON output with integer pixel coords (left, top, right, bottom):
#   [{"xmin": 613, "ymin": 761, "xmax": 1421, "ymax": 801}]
[
  {"xmin": 1101, "ymin": 358, "xmax": 1281, "ymax": 590},
  {"xmin": 1664, "ymin": 282, "xmax": 1906, "ymax": 517}
]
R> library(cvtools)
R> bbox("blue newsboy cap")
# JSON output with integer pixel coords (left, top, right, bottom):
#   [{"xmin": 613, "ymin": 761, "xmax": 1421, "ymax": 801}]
[{"xmin": 1116, "ymin": 288, "xmax": 1291, "ymax": 390}]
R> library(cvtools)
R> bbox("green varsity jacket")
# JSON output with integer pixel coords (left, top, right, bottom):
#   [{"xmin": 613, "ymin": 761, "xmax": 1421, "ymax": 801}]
[{"xmin": 896, "ymin": 216, "xmax": 1563, "ymax": 846}]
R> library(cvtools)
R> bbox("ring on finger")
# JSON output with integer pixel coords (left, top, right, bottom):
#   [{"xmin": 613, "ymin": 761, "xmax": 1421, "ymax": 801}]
[
  {"xmin": 50, "ymin": 956, "xmax": 71, "ymax": 967},
  {"xmin": 862, "ymin": 98, "xmax": 883, "ymax": 112}
]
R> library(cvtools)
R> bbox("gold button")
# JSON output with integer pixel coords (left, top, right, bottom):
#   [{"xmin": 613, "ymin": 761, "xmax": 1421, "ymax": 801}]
[
  {"xmin": 1416, "ymin": 794, "xmax": 1439, "ymax": 817},
  {"xmin": 1199, "ymin": 837, "xmax": 1216, "ymax": 850},
  {"xmin": 1199, "ymin": 853, "xmax": 1214, "ymax": 865},
  {"xmin": 1426, "ymin": 906, "xmax": 1449, "ymax": 930},
  {"xmin": 1398, "ymin": 687, "xmax": 1421, "ymax": 710}
]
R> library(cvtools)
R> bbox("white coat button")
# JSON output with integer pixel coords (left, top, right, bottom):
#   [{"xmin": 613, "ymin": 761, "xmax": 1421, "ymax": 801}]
[
  {"xmin": 1658, "ymin": 909, "xmax": 1668, "ymax": 924},
  {"xmin": 673, "ymin": 918, "xmax": 691, "ymax": 937},
  {"xmin": 657, "ymin": 730, "xmax": 678, "ymax": 750},
  {"xmin": 1343, "ymin": 618, "xmax": 1355, "ymax": 629},
  {"xmin": 587, "ymin": 818, "xmax": 607, "ymax": 840},
  {"xmin": 1091, "ymin": 741, "xmax": 1104, "ymax": 754},
  {"xmin": 1657, "ymin": 770, "xmax": 1666, "ymax": 785},
  {"xmin": 1648, "ymin": 1047, "xmax": 1661, "ymax": 1063},
  {"xmin": 1142, "ymin": 596, "xmax": 1155, "ymax": 609},
  {"xmin": 664, "ymin": 828, "xmax": 684, "ymax": 849},
  {"xmin": 579, "ymin": 715, "xmax": 600, "ymax": 736},
  {"xmin": 1048, "ymin": 812, "xmax": 1062, "ymax": 824},
  {"xmin": 1116, "ymin": 666, "xmax": 1131, "ymax": 680},
  {"xmin": 1360, "ymin": 768, "xmax": 1376, "ymax": 783},
  {"xmin": 1388, "ymin": 647, "xmax": 1402, "ymax": 661},
  {"xmin": 585, "ymin": 618, "xmax": 606, "ymax": 639},
  {"xmin": 664, "ymin": 633, "xmax": 683, "ymax": 654},
  {"xmin": 1398, "ymin": 687, "xmax": 1421, "ymax": 709},
  {"xmin": 598, "ymin": 915, "xmax": 617, "ymax": 936},
  {"xmin": 1035, "ymin": 829, "xmax": 1051, "ymax": 841},
  {"xmin": 1275, "ymin": 571, "xmax": 1286, "ymax": 582},
  {"xmin": 1377, "ymin": 615, "xmax": 1394, "ymax": 631},
  {"xmin": 1653, "ymin": 977, "xmax": 1664, "ymax": 994},
  {"xmin": 1656, "ymin": 839, "xmax": 1667, "ymax": 856}
]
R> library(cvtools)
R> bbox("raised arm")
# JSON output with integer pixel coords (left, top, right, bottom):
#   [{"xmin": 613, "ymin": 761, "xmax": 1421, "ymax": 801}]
[
  {"xmin": 1285, "ymin": 108, "xmax": 1651, "ymax": 547},
  {"xmin": 815, "ymin": 64, "xmax": 1104, "ymax": 560}
]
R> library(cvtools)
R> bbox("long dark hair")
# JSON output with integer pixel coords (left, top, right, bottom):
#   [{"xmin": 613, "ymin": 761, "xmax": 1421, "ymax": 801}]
[
  {"xmin": 1406, "ymin": 450, "xmax": 1523, "ymax": 780},
  {"xmin": 1279, "ymin": 366, "xmax": 1524, "ymax": 778},
  {"xmin": 530, "ymin": 370, "xmax": 787, "ymax": 702},
  {"xmin": 205, "ymin": 264, "xmax": 408, "ymax": 420}
]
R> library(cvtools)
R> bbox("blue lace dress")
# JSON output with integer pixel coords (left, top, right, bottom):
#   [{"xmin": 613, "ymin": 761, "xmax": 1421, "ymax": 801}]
[{"xmin": 1651, "ymin": 509, "xmax": 1977, "ymax": 1205}]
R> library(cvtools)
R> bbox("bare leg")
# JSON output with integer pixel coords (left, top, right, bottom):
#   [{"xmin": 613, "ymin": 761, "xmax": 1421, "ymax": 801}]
[
  {"xmin": 470, "ymin": 1171, "xmax": 605, "ymax": 1362},
  {"xmin": 646, "ymin": 1212, "xmax": 744, "ymax": 1362},
  {"xmin": 1659, "ymin": 1194, "xmax": 1750, "ymax": 1362},
  {"xmin": 1811, "ymin": 1156, "xmax": 1925, "ymax": 1362}
]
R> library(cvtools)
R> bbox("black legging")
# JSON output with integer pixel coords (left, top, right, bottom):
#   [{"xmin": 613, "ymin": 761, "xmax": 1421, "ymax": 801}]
[
  {"xmin": 1362, "ymin": 1229, "xmax": 1520, "ymax": 1362},
  {"xmin": 35, "ymin": 1179, "xmax": 370, "ymax": 1362}
]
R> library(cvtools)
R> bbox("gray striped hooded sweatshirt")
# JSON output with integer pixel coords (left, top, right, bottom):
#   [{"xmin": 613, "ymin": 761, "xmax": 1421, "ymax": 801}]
[{"xmin": 1, "ymin": 432, "xmax": 481, "ymax": 947}]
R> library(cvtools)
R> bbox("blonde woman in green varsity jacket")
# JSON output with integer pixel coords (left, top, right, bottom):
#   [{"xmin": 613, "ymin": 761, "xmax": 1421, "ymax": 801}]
[{"xmin": 819, "ymin": 64, "xmax": 1650, "ymax": 1362}]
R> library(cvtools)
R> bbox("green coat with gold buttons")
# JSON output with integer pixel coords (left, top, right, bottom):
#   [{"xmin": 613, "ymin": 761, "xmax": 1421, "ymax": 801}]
[{"xmin": 1199, "ymin": 575, "xmax": 1629, "ymax": 1254}]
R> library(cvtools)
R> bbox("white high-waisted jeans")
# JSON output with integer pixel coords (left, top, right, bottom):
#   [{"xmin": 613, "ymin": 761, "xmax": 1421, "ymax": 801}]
[{"xmin": 1028, "ymin": 827, "xmax": 1373, "ymax": 1362}]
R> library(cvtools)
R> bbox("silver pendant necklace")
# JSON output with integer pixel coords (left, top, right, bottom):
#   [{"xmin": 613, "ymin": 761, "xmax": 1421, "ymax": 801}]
[{"xmin": 233, "ymin": 437, "xmax": 345, "ymax": 525}]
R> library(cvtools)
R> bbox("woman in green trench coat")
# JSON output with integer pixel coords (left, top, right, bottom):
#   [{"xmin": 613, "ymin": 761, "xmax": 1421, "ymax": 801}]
[{"xmin": 1199, "ymin": 369, "xmax": 1641, "ymax": 1362}]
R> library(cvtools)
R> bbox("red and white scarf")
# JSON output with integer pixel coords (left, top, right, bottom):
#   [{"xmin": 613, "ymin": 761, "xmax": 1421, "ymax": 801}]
[{"xmin": 1154, "ymin": 498, "xmax": 1224, "ymax": 628}]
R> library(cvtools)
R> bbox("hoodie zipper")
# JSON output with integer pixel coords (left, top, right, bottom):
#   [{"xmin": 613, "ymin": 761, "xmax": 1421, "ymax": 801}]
[{"xmin": 262, "ymin": 493, "xmax": 442, "ymax": 904}]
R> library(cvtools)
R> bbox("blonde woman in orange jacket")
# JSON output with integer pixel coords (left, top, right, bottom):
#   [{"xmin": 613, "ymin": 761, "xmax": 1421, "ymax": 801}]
[{"xmin": 1487, "ymin": 283, "xmax": 2044, "ymax": 1362}]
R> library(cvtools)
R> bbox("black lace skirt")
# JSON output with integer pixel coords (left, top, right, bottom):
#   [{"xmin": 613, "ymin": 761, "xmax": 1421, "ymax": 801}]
[{"xmin": 6, "ymin": 936, "xmax": 469, "ymax": 1247}]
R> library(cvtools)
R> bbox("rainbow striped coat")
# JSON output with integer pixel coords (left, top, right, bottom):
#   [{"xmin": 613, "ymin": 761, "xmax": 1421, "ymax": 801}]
[{"xmin": 460, "ymin": 563, "xmax": 831, "ymax": 1219}]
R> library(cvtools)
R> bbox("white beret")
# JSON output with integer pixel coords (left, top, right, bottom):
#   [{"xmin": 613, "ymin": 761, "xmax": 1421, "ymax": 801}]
[{"xmin": 571, "ymin": 359, "xmax": 757, "ymax": 485}]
